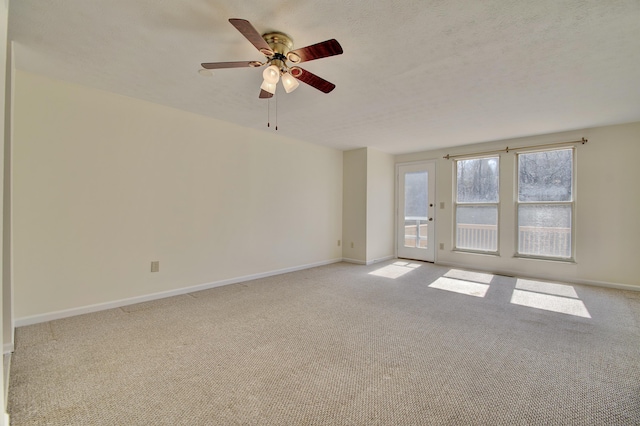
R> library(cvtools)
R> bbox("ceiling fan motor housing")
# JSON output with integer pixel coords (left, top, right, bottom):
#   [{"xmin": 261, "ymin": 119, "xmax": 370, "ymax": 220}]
[{"xmin": 263, "ymin": 32, "xmax": 297, "ymax": 70}]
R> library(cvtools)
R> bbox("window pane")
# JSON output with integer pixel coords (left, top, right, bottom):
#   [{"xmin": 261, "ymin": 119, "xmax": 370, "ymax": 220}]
[
  {"xmin": 404, "ymin": 172, "xmax": 428, "ymax": 217},
  {"xmin": 456, "ymin": 206, "xmax": 498, "ymax": 251},
  {"xmin": 456, "ymin": 157, "xmax": 499, "ymax": 203},
  {"xmin": 518, "ymin": 204, "xmax": 571, "ymax": 258},
  {"xmin": 518, "ymin": 149, "xmax": 572, "ymax": 202}
]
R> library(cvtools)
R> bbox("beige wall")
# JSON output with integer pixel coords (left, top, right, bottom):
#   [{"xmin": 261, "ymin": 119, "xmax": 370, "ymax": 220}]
[
  {"xmin": 12, "ymin": 71, "xmax": 343, "ymax": 319},
  {"xmin": 3, "ymin": 41, "xmax": 13, "ymax": 354},
  {"xmin": 396, "ymin": 122, "xmax": 640, "ymax": 289},
  {"xmin": 365, "ymin": 148, "xmax": 395, "ymax": 262},
  {"xmin": 1, "ymin": 0, "xmax": 8, "ymax": 421},
  {"xmin": 342, "ymin": 148, "xmax": 367, "ymax": 263},
  {"xmin": 342, "ymin": 147, "xmax": 395, "ymax": 264}
]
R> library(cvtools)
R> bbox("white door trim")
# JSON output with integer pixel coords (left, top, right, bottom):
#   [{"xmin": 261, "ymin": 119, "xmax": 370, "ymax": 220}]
[{"xmin": 395, "ymin": 160, "xmax": 437, "ymax": 262}]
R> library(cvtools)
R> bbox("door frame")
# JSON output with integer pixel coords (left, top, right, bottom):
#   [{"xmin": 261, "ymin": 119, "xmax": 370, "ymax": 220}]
[{"xmin": 395, "ymin": 160, "xmax": 437, "ymax": 262}]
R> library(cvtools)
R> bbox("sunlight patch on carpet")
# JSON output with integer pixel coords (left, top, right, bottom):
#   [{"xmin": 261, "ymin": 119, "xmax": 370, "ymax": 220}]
[
  {"xmin": 511, "ymin": 289, "xmax": 591, "ymax": 318},
  {"xmin": 515, "ymin": 279, "xmax": 578, "ymax": 298},
  {"xmin": 444, "ymin": 269, "xmax": 494, "ymax": 284},
  {"xmin": 369, "ymin": 261, "xmax": 421, "ymax": 279},
  {"xmin": 428, "ymin": 277, "xmax": 489, "ymax": 298}
]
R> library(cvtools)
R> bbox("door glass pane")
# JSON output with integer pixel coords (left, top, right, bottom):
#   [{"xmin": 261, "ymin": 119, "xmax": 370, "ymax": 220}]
[
  {"xmin": 404, "ymin": 218, "xmax": 428, "ymax": 248},
  {"xmin": 518, "ymin": 204, "xmax": 571, "ymax": 258},
  {"xmin": 518, "ymin": 149, "xmax": 572, "ymax": 202},
  {"xmin": 456, "ymin": 205, "xmax": 498, "ymax": 251},
  {"xmin": 404, "ymin": 172, "xmax": 428, "ymax": 249}
]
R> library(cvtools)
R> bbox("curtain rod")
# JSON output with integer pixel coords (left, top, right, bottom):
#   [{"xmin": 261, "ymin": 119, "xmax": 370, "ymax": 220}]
[{"xmin": 443, "ymin": 137, "xmax": 588, "ymax": 160}]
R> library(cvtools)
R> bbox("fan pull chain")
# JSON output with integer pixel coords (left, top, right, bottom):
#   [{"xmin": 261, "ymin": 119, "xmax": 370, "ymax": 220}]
[{"xmin": 265, "ymin": 93, "xmax": 278, "ymax": 131}]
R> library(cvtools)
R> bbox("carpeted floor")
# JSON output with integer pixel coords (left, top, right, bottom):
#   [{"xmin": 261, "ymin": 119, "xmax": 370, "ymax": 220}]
[{"xmin": 8, "ymin": 261, "xmax": 640, "ymax": 425}]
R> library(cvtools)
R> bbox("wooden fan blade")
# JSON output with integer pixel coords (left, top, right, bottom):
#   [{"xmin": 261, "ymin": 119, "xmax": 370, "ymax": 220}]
[
  {"xmin": 229, "ymin": 18, "xmax": 274, "ymax": 56},
  {"xmin": 290, "ymin": 67, "xmax": 336, "ymax": 93},
  {"xmin": 287, "ymin": 39, "xmax": 343, "ymax": 64},
  {"xmin": 259, "ymin": 89, "xmax": 274, "ymax": 99},
  {"xmin": 201, "ymin": 61, "xmax": 261, "ymax": 69}
]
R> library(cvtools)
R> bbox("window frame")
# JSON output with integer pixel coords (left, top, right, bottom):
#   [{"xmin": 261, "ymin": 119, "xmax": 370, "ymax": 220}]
[
  {"xmin": 514, "ymin": 147, "xmax": 576, "ymax": 262},
  {"xmin": 453, "ymin": 155, "xmax": 500, "ymax": 255}
]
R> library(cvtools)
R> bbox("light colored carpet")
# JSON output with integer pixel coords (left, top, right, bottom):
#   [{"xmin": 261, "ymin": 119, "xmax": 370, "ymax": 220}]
[{"xmin": 8, "ymin": 261, "xmax": 640, "ymax": 425}]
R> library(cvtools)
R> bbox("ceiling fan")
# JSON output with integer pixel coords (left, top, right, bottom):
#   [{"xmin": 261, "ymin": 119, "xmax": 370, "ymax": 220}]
[{"xmin": 201, "ymin": 19, "xmax": 343, "ymax": 98}]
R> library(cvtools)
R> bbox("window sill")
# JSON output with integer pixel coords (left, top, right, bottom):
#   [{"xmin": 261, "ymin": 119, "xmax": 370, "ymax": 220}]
[
  {"xmin": 452, "ymin": 249, "xmax": 500, "ymax": 257},
  {"xmin": 513, "ymin": 254, "xmax": 576, "ymax": 264}
]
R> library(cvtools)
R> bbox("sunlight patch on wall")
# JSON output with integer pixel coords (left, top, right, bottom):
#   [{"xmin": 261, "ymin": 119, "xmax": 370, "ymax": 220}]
[
  {"xmin": 369, "ymin": 261, "xmax": 422, "ymax": 279},
  {"xmin": 511, "ymin": 285, "xmax": 591, "ymax": 318},
  {"xmin": 428, "ymin": 277, "xmax": 489, "ymax": 298}
]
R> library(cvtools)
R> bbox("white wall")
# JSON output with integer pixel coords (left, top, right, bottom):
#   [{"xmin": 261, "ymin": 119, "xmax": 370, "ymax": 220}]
[
  {"xmin": 342, "ymin": 148, "xmax": 367, "ymax": 263},
  {"xmin": 12, "ymin": 70, "xmax": 343, "ymax": 320},
  {"xmin": 366, "ymin": 148, "xmax": 395, "ymax": 262},
  {"xmin": 342, "ymin": 147, "xmax": 395, "ymax": 264},
  {"xmin": 1, "ymin": 0, "xmax": 9, "ymax": 422},
  {"xmin": 2, "ymin": 41, "xmax": 12, "ymax": 354},
  {"xmin": 396, "ymin": 122, "xmax": 640, "ymax": 289}
]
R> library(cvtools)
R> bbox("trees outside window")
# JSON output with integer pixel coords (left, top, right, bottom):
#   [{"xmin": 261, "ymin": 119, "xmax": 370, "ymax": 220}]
[
  {"xmin": 517, "ymin": 148, "xmax": 574, "ymax": 259},
  {"xmin": 455, "ymin": 156, "xmax": 499, "ymax": 252}
]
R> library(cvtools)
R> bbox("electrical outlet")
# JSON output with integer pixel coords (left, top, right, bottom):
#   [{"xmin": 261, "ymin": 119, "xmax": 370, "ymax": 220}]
[
  {"xmin": 439, "ymin": 243, "xmax": 444, "ymax": 250},
  {"xmin": 350, "ymin": 242, "xmax": 354, "ymax": 248},
  {"xmin": 338, "ymin": 240, "xmax": 341, "ymax": 246},
  {"xmin": 151, "ymin": 261, "xmax": 160, "ymax": 272}
]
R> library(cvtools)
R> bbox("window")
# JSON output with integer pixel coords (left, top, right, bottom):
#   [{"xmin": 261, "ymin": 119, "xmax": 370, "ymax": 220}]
[
  {"xmin": 516, "ymin": 148, "xmax": 574, "ymax": 259},
  {"xmin": 455, "ymin": 156, "xmax": 499, "ymax": 252}
]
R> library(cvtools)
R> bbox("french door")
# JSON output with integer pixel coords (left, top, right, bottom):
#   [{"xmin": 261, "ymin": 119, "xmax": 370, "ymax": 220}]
[{"xmin": 397, "ymin": 162, "xmax": 436, "ymax": 262}]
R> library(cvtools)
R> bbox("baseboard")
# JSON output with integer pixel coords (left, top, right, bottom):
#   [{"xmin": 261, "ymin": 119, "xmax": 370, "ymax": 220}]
[
  {"xmin": 15, "ymin": 258, "xmax": 343, "ymax": 327},
  {"xmin": 365, "ymin": 255, "xmax": 395, "ymax": 266},
  {"xmin": 344, "ymin": 256, "xmax": 395, "ymax": 266},
  {"xmin": 19, "ymin": 257, "xmax": 634, "ymax": 328},
  {"xmin": 564, "ymin": 276, "xmax": 640, "ymax": 292},
  {"xmin": 2, "ymin": 344, "xmax": 13, "ymax": 355},
  {"xmin": 435, "ymin": 260, "xmax": 640, "ymax": 292},
  {"xmin": 342, "ymin": 258, "xmax": 367, "ymax": 265}
]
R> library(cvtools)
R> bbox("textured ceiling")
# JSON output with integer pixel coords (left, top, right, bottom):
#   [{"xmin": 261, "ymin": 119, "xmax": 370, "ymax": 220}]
[{"xmin": 8, "ymin": 0, "xmax": 640, "ymax": 154}]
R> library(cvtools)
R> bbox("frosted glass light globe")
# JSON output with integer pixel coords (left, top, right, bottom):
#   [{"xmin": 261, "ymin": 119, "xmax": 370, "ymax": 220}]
[
  {"xmin": 281, "ymin": 72, "xmax": 300, "ymax": 93},
  {"xmin": 260, "ymin": 80, "xmax": 276, "ymax": 94},
  {"xmin": 262, "ymin": 65, "xmax": 280, "ymax": 84}
]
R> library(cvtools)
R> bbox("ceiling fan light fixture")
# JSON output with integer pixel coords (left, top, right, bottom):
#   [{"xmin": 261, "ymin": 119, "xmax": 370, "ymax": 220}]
[
  {"xmin": 263, "ymin": 64, "xmax": 281, "ymax": 84},
  {"xmin": 198, "ymin": 68, "xmax": 213, "ymax": 77},
  {"xmin": 259, "ymin": 47, "xmax": 275, "ymax": 57},
  {"xmin": 200, "ymin": 19, "xmax": 343, "ymax": 99},
  {"xmin": 260, "ymin": 79, "xmax": 277, "ymax": 95},
  {"xmin": 287, "ymin": 52, "xmax": 301, "ymax": 64},
  {"xmin": 281, "ymin": 72, "xmax": 300, "ymax": 93}
]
